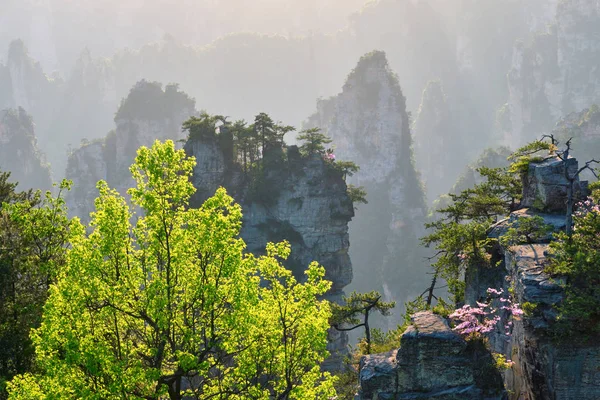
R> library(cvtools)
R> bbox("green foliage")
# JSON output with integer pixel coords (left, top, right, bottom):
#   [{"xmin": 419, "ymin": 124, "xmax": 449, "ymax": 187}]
[
  {"xmin": 423, "ymin": 142, "xmax": 549, "ymax": 302},
  {"xmin": 500, "ymin": 215, "xmax": 554, "ymax": 247},
  {"xmin": 507, "ymin": 140, "xmax": 555, "ymax": 175},
  {"xmin": 547, "ymin": 201, "xmax": 600, "ymax": 336},
  {"xmin": 347, "ymin": 185, "xmax": 367, "ymax": 209},
  {"xmin": 331, "ymin": 291, "xmax": 395, "ymax": 355},
  {"xmin": 297, "ymin": 128, "xmax": 332, "ymax": 156},
  {"xmin": 0, "ymin": 178, "xmax": 71, "ymax": 400},
  {"xmin": 332, "ymin": 161, "xmax": 360, "ymax": 181},
  {"xmin": 492, "ymin": 353, "xmax": 515, "ymax": 371},
  {"xmin": 182, "ymin": 112, "xmax": 224, "ymax": 140},
  {"xmin": 521, "ymin": 302, "xmax": 538, "ymax": 317},
  {"xmin": 7, "ymin": 141, "xmax": 336, "ymax": 399}
]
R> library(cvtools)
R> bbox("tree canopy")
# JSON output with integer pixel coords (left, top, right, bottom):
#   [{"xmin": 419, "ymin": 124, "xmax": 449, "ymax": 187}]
[
  {"xmin": 0, "ymin": 173, "xmax": 71, "ymax": 399},
  {"xmin": 7, "ymin": 140, "xmax": 336, "ymax": 400}
]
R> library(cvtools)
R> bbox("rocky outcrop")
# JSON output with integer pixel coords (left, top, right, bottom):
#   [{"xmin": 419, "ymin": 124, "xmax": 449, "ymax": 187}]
[
  {"xmin": 521, "ymin": 156, "xmax": 588, "ymax": 213},
  {"xmin": 66, "ymin": 88, "xmax": 356, "ymax": 369},
  {"xmin": 65, "ymin": 80, "xmax": 195, "ymax": 222},
  {"xmin": 185, "ymin": 135, "xmax": 355, "ymax": 370},
  {"xmin": 506, "ymin": 0, "xmax": 600, "ymax": 145},
  {"xmin": 358, "ymin": 312, "xmax": 504, "ymax": 400},
  {"xmin": 305, "ymin": 51, "xmax": 427, "ymax": 324},
  {"xmin": 465, "ymin": 156, "xmax": 600, "ymax": 400},
  {"xmin": 0, "ymin": 107, "xmax": 52, "ymax": 191}
]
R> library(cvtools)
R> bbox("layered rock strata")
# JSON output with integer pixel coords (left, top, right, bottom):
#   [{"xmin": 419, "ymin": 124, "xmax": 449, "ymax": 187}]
[{"xmin": 359, "ymin": 312, "xmax": 504, "ymax": 400}]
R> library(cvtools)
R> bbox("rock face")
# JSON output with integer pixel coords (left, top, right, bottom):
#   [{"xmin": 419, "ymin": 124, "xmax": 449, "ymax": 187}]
[
  {"xmin": 358, "ymin": 312, "xmax": 504, "ymax": 400},
  {"xmin": 358, "ymin": 155, "xmax": 600, "ymax": 399},
  {"xmin": 507, "ymin": 0, "xmax": 600, "ymax": 145},
  {"xmin": 65, "ymin": 81, "xmax": 196, "ymax": 222},
  {"xmin": 185, "ymin": 135, "xmax": 355, "ymax": 371},
  {"xmin": 521, "ymin": 156, "xmax": 588, "ymax": 213},
  {"xmin": 465, "ymin": 155, "xmax": 600, "ymax": 400},
  {"xmin": 305, "ymin": 51, "xmax": 427, "ymax": 325},
  {"xmin": 0, "ymin": 107, "xmax": 52, "ymax": 191},
  {"xmin": 413, "ymin": 80, "xmax": 463, "ymax": 203}
]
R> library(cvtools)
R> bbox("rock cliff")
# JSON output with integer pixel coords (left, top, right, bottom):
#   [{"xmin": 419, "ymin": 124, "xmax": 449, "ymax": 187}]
[
  {"xmin": 65, "ymin": 82, "xmax": 357, "ymax": 370},
  {"xmin": 465, "ymin": 156, "xmax": 600, "ymax": 400},
  {"xmin": 358, "ymin": 312, "xmax": 504, "ymax": 400},
  {"xmin": 185, "ymin": 134, "xmax": 355, "ymax": 371},
  {"xmin": 357, "ymin": 154, "xmax": 600, "ymax": 399},
  {"xmin": 0, "ymin": 107, "xmax": 52, "ymax": 191},
  {"xmin": 65, "ymin": 80, "xmax": 195, "ymax": 222},
  {"xmin": 506, "ymin": 0, "xmax": 600, "ymax": 145},
  {"xmin": 305, "ymin": 51, "xmax": 427, "ymax": 325}
]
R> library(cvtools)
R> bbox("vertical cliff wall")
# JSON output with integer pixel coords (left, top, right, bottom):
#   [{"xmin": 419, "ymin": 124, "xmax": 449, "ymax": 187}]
[
  {"xmin": 0, "ymin": 107, "xmax": 52, "ymax": 191},
  {"xmin": 413, "ymin": 80, "xmax": 464, "ymax": 203},
  {"xmin": 185, "ymin": 136, "xmax": 355, "ymax": 371},
  {"xmin": 305, "ymin": 51, "xmax": 427, "ymax": 324},
  {"xmin": 507, "ymin": 0, "xmax": 600, "ymax": 145}
]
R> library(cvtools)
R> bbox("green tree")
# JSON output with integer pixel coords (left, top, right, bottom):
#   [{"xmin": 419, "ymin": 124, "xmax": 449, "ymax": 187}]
[
  {"xmin": 333, "ymin": 161, "xmax": 360, "ymax": 181},
  {"xmin": 8, "ymin": 141, "xmax": 335, "ymax": 400},
  {"xmin": 297, "ymin": 128, "xmax": 332, "ymax": 156},
  {"xmin": 347, "ymin": 185, "xmax": 367, "ymax": 209},
  {"xmin": 181, "ymin": 112, "xmax": 223, "ymax": 140},
  {"xmin": 0, "ymin": 175, "xmax": 71, "ymax": 399},
  {"xmin": 423, "ymin": 160, "xmax": 526, "ymax": 303},
  {"xmin": 330, "ymin": 291, "xmax": 395, "ymax": 354},
  {"xmin": 254, "ymin": 112, "xmax": 277, "ymax": 156},
  {"xmin": 547, "ymin": 183, "xmax": 600, "ymax": 336}
]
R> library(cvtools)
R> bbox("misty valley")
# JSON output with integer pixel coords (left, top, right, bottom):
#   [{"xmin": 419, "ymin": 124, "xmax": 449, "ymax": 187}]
[{"xmin": 1, "ymin": 1, "xmax": 600, "ymax": 399}]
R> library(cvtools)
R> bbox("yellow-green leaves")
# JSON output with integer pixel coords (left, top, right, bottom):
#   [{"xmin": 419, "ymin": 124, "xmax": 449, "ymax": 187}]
[{"xmin": 8, "ymin": 140, "xmax": 335, "ymax": 399}]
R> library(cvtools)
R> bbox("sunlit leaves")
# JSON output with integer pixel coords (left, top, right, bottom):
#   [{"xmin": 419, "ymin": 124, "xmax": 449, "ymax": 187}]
[{"xmin": 8, "ymin": 140, "xmax": 335, "ymax": 399}]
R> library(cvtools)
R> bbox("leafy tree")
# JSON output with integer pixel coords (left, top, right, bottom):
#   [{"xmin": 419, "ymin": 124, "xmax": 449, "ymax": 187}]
[
  {"xmin": 423, "ymin": 153, "xmax": 529, "ymax": 303},
  {"xmin": 330, "ymin": 291, "xmax": 395, "ymax": 354},
  {"xmin": 506, "ymin": 139, "xmax": 556, "ymax": 176},
  {"xmin": 332, "ymin": 161, "xmax": 360, "ymax": 181},
  {"xmin": 8, "ymin": 141, "xmax": 336, "ymax": 400},
  {"xmin": 182, "ymin": 112, "xmax": 223, "ymax": 140},
  {"xmin": 547, "ymin": 186, "xmax": 600, "ymax": 336},
  {"xmin": 346, "ymin": 185, "xmax": 367, "ymax": 209},
  {"xmin": 254, "ymin": 112, "xmax": 278, "ymax": 156},
  {"xmin": 297, "ymin": 128, "xmax": 332, "ymax": 156},
  {"xmin": 0, "ymin": 176, "xmax": 71, "ymax": 399},
  {"xmin": 499, "ymin": 215, "xmax": 554, "ymax": 247}
]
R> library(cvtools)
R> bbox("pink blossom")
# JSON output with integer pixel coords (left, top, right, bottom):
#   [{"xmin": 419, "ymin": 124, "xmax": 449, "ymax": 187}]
[
  {"xmin": 450, "ymin": 287, "xmax": 523, "ymax": 338},
  {"xmin": 487, "ymin": 288, "xmax": 504, "ymax": 296}
]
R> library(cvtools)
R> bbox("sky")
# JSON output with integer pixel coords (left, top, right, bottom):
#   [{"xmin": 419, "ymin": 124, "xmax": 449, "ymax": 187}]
[{"xmin": 0, "ymin": 0, "xmax": 369, "ymax": 73}]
